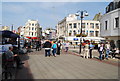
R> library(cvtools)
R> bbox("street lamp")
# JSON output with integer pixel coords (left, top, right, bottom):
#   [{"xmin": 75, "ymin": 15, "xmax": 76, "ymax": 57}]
[{"xmin": 75, "ymin": 10, "xmax": 88, "ymax": 54}]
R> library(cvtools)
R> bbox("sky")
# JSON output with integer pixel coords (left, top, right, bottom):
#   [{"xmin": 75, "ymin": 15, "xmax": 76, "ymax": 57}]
[{"xmin": 2, "ymin": 2, "xmax": 111, "ymax": 30}]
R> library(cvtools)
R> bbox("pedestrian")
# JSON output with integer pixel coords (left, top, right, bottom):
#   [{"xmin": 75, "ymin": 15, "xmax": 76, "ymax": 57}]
[
  {"xmin": 83, "ymin": 42, "xmax": 89, "ymax": 59},
  {"xmin": 89, "ymin": 42, "xmax": 94, "ymax": 59},
  {"xmin": 105, "ymin": 42, "xmax": 110, "ymax": 60},
  {"xmin": 98, "ymin": 44, "xmax": 104, "ymax": 60},
  {"xmin": 52, "ymin": 41, "xmax": 57, "ymax": 57},
  {"xmin": 64, "ymin": 41, "xmax": 70, "ymax": 52},
  {"xmin": 27, "ymin": 40, "xmax": 32, "ymax": 52},
  {"xmin": 56, "ymin": 41, "xmax": 61, "ymax": 55},
  {"xmin": 39, "ymin": 40, "xmax": 42, "ymax": 50},
  {"xmin": 36, "ymin": 40, "xmax": 40, "ymax": 51},
  {"xmin": 43, "ymin": 40, "xmax": 52, "ymax": 57}
]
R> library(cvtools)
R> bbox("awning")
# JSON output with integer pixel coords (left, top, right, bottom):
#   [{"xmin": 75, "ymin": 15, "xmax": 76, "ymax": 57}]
[
  {"xmin": 0, "ymin": 30, "xmax": 20, "ymax": 38},
  {"xmin": 26, "ymin": 37, "xmax": 39, "ymax": 39}
]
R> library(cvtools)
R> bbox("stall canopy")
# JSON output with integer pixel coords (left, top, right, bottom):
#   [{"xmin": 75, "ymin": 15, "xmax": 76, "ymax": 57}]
[{"xmin": 0, "ymin": 30, "xmax": 20, "ymax": 38}]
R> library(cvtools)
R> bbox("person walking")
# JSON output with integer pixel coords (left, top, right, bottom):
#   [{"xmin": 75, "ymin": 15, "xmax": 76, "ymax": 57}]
[
  {"xmin": 56, "ymin": 41, "xmax": 61, "ymax": 55},
  {"xmin": 36, "ymin": 40, "xmax": 40, "ymax": 51},
  {"xmin": 89, "ymin": 42, "xmax": 94, "ymax": 59},
  {"xmin": 43, "ymin": 40, "xmax": 52, "ymax": 57},
  {"xmin": 98, "ymin": 44, "xmax": 104, "ymax": 60},
  {"xmin": 39, "ymin": 40, "xmax": 42, "ymax": 50},
  {"xmin": 105, "ymin": 42, "xmax": 110, "ymax": 60},
  {"xmin": 83, "ymin": 42, "xmax": 89, "ymax": 59},
  {"xmin": 64, "ymin": 41, "xmax": 70, "ymax": 52},
  {"xmin": 52, "ymin": 41, "xmax": 57, "ymax": 57}
]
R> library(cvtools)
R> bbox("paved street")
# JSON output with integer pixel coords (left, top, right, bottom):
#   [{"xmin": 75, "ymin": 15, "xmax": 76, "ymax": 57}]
[{"xmin": 15, "ymin": 49, "xmax": 118, "ymax": 79}]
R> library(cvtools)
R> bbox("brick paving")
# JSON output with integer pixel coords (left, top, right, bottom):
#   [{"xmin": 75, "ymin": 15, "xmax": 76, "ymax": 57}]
[{"xmin": 15, "ymin": 49, "xmax": 118, "ymax": 79}]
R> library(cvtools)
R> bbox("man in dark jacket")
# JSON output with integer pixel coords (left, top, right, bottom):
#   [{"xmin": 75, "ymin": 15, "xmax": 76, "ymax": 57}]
[
  {"xmin": 36, "ymin": 40, "xmax": 40, "ymax": 51},
  {"xmin": 43, "ymin": 40, "xmax": 52, "ymax": 57}
]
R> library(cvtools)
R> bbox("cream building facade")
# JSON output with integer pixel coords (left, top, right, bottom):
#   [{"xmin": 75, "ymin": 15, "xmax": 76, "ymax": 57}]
[
  {"xmin": 57, "ymin": 14, "xmax": 102, "ymax": 44},
  {"xmin": 23, "ymin": 20, "xmax": 42, "ymax": 38}
]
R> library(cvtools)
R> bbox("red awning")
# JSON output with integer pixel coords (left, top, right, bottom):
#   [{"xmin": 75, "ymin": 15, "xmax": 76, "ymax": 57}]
[
  {"xmin": 26, "ymin": 37, "xmax": 31, "ymax": 39},
  {"xmin": 31, "ymin": 37, "xmax": 38, "ymax": 39},
  {"xmin": 26, "ymin": 37, "xmax": 38, "ymax": 39}
]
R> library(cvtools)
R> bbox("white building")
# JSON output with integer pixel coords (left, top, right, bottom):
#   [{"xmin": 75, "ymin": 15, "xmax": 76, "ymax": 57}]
[
  {"xmin": 100, "ymin": 0, "xmax": 120, "ymax": 47},
  {"xmin": 43, "ymin": 28, "xmax": 56, "ymax": 40},
  {"xmin": 23, "ymin": 19, "xmax": 42, "ymax": 39},
  {"xmin": 57, "ymin": 14, "xmax": 102, "ymax": 44}
]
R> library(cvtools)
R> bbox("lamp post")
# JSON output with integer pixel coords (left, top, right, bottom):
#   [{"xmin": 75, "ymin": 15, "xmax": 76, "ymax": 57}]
[{"xmin": 75, "ymin": 10, "xmax": 88, "ymax": 54}]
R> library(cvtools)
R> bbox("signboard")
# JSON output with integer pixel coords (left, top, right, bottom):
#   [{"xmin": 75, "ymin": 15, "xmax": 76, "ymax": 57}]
[
  {"xmin": 73, "ymin": 38, "xmax": 78, "ymax": 41},
  {"xmin": 0, "ymin": 44, "xmax": 12, "ymax": 54}
]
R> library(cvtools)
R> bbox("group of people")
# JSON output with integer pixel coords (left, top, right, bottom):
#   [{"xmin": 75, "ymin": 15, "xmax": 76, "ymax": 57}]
[
  {"xmin": 82, "ymin": 41, "xmax": 119, "ymax": 60},
  {"xmin": 98, "ymin": 42, "xmax": 119, "ymax": 60},
  {"xmin": 43, "ymin": 40, "xmax": 62, "ymax": 57}
]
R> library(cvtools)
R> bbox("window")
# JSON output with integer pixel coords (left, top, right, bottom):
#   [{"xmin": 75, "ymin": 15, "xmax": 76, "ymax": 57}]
[
  {"xmin": 90, "ymin": 31, "xmax": 94, "ymax": 37},
  {"xmin": 32, "ymin": 23, "xmax": 34, "ymax": 26},
  {"xmin": 32, "ymin": 27, "xmax": 34, "ymax": 30},
  {"xmin": 69, "ymin": 30, "xmax": 72, "ymax": 36},
  {"xmin": 86, "ymin": 30, "xmax": 88, "ymax": 35},
  {"xmin": 96, "ymin": 23, "xmax": 99, "ymax": 29},
  {"xmin": 69, "ymin": 33, "xmax": 71, "ymax": 36},
  {"xmin": 69, "ymin": 24, "xmax": 72, "ymax": 28},
  {"xmin": 95, "ymin": 31, "xmax": 99, "ymax": 37},
  {"xmin": 29, "ymin": 32, "xmax": 30, "ymax": 35},
  {"xmin": 115, "ymin": 17, "xmax": 119, "ymax": 28},
  {"xmin": 73, "ymin": 30, "xmax": 77, "ymax": 36},
  {"xmin": 29, "ymin": 27, "xmax": 30, "ymax": 30},
  {"xmin": 73, "ymin": 23, "xmax": 77, "ymax": 28},
  {"xmin": 32, "ymin": 32, "xmax": 33, "ymax": 36},
  {"xmin": 82, "ymin": 23, "xmax": 85, "ymax": 28},
  {"xmin": 82, "ymin": 30, "xmax": 85, "ymax": 34},
  {"xmin": 90, "ymin": 23, "xmax": 94, "ymax": 28},
  {"xmin": 105, "ymin": 21, "xmax": 108, "ymax": 30},
  {"xmin": 78, "ymin": 30, "xmax": 80, "ymax": 33},
  {"xmin": 29, "ymin": 23, "xmax": 31, "ymax": 26}
]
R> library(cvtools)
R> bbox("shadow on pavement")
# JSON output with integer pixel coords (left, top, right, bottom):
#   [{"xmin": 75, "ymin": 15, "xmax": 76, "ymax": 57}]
[
  {"xmin": 19, "ymin": 54, "xmax": 29, "ymax": 61},
  {"xmin": 14, "ymin": 54, "xmax": 34, "ymax": 80}
]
